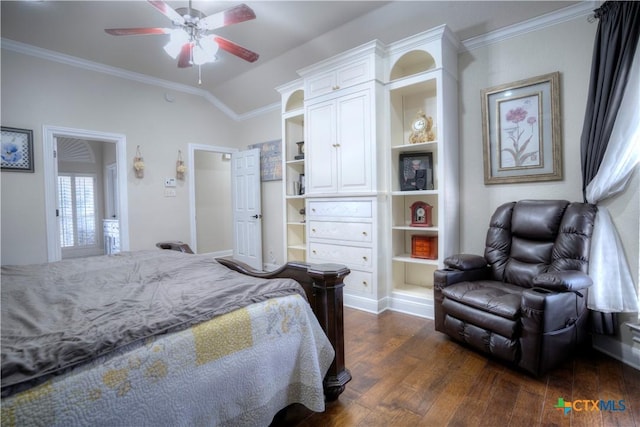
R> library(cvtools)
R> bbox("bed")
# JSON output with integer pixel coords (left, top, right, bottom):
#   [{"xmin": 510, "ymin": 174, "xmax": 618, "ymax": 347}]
[{"xmin": 1, "ymin": 242, "xmax": 351, "ymax": 426}]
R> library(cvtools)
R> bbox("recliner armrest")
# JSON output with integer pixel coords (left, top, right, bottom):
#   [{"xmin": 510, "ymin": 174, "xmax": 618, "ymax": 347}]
[
  {"xmin": 532, "ymin": 270, "xmax": 593, "ymax": 292},
  {"xmin": 444, "ymin": 254, "xmax": 488, "ymax": 271}
]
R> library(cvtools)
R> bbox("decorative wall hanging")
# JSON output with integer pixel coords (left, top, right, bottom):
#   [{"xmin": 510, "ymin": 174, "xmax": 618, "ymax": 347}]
[
  {"xmin": 247, "ymin": 139, "xmax": 282, "ymax": 181},
  {"xmin": 1, "ymin": 127, "xmax": 34, "ymax": 172},
  {"xmin": 481, "ymin": 72, "xmax": 562, "ymax": 184},
  {"xmin": 133, "ymin": 145, "xmax": 145, "ymax": 178},
  {"xmin": 176, "ymin": 150, "xmax": 186, "ymax": 179}
]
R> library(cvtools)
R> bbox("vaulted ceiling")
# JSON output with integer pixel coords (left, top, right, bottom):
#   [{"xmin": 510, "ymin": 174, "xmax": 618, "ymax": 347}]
[{"xmin": 1, "ymin": 1, "xmax": 586, "ymax": 118}]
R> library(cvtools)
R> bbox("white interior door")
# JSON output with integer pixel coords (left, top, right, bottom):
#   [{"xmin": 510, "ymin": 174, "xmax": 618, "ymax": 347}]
[{"xmin": 231, "ymin": 148, "xmax": 262, "ymax": 270}]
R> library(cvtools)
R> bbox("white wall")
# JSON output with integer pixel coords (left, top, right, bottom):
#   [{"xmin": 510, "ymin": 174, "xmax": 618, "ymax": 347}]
[{"xmin": 1, "ymin": 50, "xmax": 242, "ymax": 265}]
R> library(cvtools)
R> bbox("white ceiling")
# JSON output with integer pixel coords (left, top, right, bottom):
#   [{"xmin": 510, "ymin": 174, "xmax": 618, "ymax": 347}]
[{"xmin": 1, "ymin": 1, "xmax": 587, "ymax": 117}]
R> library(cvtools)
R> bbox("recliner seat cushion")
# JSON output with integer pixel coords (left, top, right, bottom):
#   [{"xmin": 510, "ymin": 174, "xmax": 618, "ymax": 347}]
[{"xmin": 441, "ymin": 280, "xmax": 523, "ymax": 320}]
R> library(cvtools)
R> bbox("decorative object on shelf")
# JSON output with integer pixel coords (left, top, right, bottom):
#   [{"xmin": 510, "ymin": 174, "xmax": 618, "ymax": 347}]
[
  {"xmin": 133, "ymin": 145, "xmax": 144, "ymax": 178},
  {"xmin": 399, "ymin": 152, "xmax": 433, "ymax": 191},
  {"xmin": 1, "ymin": 126, "xmax": 34, "ymax": 173},
  {"xmin": 295, "ymin": 141, "xmax": 305, "ymax": 160},
  {"xmin": 299, "ymin": 173, "xmax": 305, "ymax": 195},
  {"xmin": 411, "ymin": 235, "xmax": 438, "ymax": 259},
  {"xmin": 176, "ymin": 150, "xmax": 186, "ymax": 180},
  {"xmin": 410, "ymin": 201, "xmax": 433, "ymax": 227},
  {"xmin": 481, "ymin": 71, "xmax": 562, "ymax": 184},
  {"xmin": 299, "ymin": 208, "xmax": 306, "ymax": 223},
  {"xmin": 409, "ymin": 110, "xmax": 435, "ymax": 144}
]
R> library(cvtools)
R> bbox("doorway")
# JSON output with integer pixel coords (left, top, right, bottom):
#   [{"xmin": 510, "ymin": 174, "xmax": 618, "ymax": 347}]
[
  {"xmin": 44, "ymin": 126, "xmax": 129, "ymax": 262},
  {"xmin": 188, "ymin": 144, "xmax": 236, "ymax": 255}
]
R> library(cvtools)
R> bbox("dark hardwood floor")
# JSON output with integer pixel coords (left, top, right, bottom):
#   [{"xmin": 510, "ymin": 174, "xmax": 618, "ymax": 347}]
[{"xmin": 275, "ymin": 307, "xmax": 640, "ymax": 427}]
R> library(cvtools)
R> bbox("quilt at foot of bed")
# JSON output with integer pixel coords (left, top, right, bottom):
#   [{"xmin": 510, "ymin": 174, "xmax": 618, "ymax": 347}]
[{"xmin": 1, "ymin": 294, "xmax": 334, "ymax": 427}]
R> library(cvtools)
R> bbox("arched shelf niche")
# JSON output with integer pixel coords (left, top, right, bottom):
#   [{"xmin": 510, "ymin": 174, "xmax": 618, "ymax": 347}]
[
  {"xmin": 389, "ymin": 50, "xmax": 436, "ymax": 81},
  {"xmin": 285, "ymin": 89, "xmax": 304, "ymax": 112}
]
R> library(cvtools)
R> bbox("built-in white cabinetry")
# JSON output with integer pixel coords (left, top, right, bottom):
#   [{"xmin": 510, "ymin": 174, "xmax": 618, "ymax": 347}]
[
  {"xmin": 278, "ymin": 26, "xmax": 459, "ymax": 318},
  {"xmin": 305, "ymin": 86, "xmax": 373, "ymax": 195},
  {"xmin": 276, "ymin": 80, "xmax": 306, "ymax": 263},
  {"xmin": 306, "ymin": 198, "xmax": 381, "ymax": 312},
  {"xmin": 386, "ymin": 25, "xmax": 460, "ymax": 318}
]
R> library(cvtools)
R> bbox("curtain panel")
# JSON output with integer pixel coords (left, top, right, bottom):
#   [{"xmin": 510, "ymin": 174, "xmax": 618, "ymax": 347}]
[{"xmin": 580, "ymin": 1, "xmax": 640, "ymax": 334}]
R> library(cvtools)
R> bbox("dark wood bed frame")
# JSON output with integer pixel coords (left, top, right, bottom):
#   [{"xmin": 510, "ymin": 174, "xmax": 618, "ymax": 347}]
[{"xmin": 156, "ymin": 241, "xmax": 351, "ymax": 401}]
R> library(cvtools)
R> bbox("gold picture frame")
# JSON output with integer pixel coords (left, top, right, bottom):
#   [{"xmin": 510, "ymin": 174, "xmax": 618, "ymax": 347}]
[{"xmin": 481, "ymin": 72, "xmax": 562, "ymax": 184}]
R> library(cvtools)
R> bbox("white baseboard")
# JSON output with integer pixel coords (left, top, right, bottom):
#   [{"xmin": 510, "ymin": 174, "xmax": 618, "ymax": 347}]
[{"xmin": 591, "ymin": 333, "xmax": 640, "ymax": 371}]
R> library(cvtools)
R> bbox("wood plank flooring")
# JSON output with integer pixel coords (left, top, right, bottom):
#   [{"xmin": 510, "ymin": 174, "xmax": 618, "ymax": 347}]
[{"xmin": 274, "ymin": 307, "xmax": 640, "ymax": 427}]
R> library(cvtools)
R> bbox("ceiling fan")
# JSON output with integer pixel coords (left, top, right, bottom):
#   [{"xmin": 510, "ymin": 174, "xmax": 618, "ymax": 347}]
[{"xmin": 105, "ymin": 1, "xmax": 259, "ymax": 69}]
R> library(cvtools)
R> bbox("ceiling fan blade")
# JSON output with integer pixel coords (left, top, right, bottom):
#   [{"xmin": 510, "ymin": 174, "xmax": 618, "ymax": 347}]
[
  {"xmin": 177, "ymin": 43, "xmax": 193, "ymax": 68},
  {"xmin": 213, "ymin": 37, "xmax": 259, "ymax": 63},
  {"xmin": 105, "ymin": 28, "xmax": 170, "ymax": 36},
  {"xmin": 148, "ymin": 0, "xmax": 185, "ymax": 24},
  {"xmin": 200, "ymin": 4, "xmax": 256, "ymax": 31}
]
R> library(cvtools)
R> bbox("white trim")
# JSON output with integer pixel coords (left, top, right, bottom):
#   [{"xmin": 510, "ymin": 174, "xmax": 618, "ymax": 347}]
[
  {"xmin": 3, "ymin": 1, "xmax": 597, "ymax": 120},
  {"xmin": 1, "ymin": 38, "xmax": 247, "ymax": 122},
  {"xmin": 188, "ymin": 144, "xmax": 237, "ymax": 253},
  {"xmin": 592, "ymin": 332, "xmax": 640, "ymax": 371},
  {"xmin": 44, "ymin": 125, "xmax": 129, "ymax": 262},
  {"xmin": 461, "ymin": 1, "xmax": 597, "ymax": 52}
]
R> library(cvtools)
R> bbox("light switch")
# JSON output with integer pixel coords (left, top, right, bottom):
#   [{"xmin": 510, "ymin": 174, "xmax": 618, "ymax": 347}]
[{"xmin": 164, "ymin": 177, "xmax": 176, "ymax": 187}]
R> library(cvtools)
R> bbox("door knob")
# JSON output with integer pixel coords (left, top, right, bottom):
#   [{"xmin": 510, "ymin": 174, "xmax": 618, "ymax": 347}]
[{"xmin": 252, "ymin": 214, "xmax": 263, "ymax": 219}]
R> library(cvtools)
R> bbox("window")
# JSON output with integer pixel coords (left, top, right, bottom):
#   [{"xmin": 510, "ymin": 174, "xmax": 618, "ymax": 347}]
[{"xmin": 58, "ymin": 174, "xmax": 97, "ymax": 248}]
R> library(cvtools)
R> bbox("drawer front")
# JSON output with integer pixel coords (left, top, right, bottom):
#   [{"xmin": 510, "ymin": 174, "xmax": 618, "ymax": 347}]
[
  {"xmin": 336, "ymin": 59, "xmax": 370, "ymax": 90},
  {"xmin": 309, "ymin": 220, "xmax": 372, "ymax": 243},
  {"xmin": 308, "ymin": 242, "xmax": 372, "ymax": 268},
  {"xmin": 344, "ymin": 270, "xmax": 373, "ymax": 295},
  {"xmin": 307, "ymin": 200, "xmax": 372, "ymax": 219},
  {"xmin": 305, "ymin": 58, "xmax": 372, "ymax": 99},
  {"xmin": 306, "ymin": 72, "xmax": 336, "ymax": 99}
]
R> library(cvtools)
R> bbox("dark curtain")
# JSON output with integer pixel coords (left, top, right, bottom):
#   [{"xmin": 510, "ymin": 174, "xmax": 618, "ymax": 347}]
[{"xmin": 580, "ymin": 1, "xmax": 640, "ymax": 334}]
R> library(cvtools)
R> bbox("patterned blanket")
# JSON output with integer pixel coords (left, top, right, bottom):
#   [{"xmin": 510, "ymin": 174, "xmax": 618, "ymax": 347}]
[{"xmin": 1, "ymin": 294, "xmax": 334, "ymax": 426}]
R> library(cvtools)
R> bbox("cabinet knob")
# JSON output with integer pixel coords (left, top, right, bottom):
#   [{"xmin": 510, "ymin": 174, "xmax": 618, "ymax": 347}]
[
  {"xmin": 362, "ymin": 256, "xmax": 368, "ymax": 261},
  {"xmin": 362, "ymin": 281, "xmax": 368, "ymax": 287},
  {"xmin": 332, "ymin": 85, "xmax": 340, "ymax": 91},
  {"xmin": 362, "ymin": 231, "xmax": 367, "ymax": 236},
  {"xmin": 312, "ymin": 228, "xmax": 316, "ymax": 233},
  {"xmin": 312, "ymin": 250, "xmax": 317, "ymax": 254}
]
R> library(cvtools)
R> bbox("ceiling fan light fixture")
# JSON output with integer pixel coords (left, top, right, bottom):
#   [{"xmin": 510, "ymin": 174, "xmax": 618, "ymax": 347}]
[
  {"xmin": 163, "ymin": 29, "xmax": 189, "ymax": 58},
  {"xmin": 193, "ymin": 37, "xmax": 219, "ymax": 64}
]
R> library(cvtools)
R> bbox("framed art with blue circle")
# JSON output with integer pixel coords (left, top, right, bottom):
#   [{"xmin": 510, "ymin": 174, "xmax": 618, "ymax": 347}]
[{"xmin": 1, "ymin": 127, "xmax": 34, "ymax": 172}]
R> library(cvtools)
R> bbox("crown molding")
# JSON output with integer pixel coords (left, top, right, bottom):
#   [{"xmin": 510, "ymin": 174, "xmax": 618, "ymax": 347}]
[
  {"xmin": 3, "ymin": 2, "xmax": 597, "ymax": 122},
  {"xmin": 461, "ymin": 1, "xmax": 597, "ymax": 52},
  {"xmin": 1, "ymin": 37, "xmax": 249, "ymax": 122}
]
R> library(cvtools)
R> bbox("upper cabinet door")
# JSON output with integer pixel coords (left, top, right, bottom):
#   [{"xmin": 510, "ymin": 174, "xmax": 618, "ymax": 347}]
[
  {"xmin": 336, "ymin": 89, "xmax": 372, "ymax": 193},
  {"xmin": 306, "ymin": 100, "xmax": 338, "ymax": 194}
]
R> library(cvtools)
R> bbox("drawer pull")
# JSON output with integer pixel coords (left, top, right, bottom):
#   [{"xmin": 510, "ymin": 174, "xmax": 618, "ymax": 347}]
[
  {"xmin": 312, "ymin": 250, "xmax": 317, "ymax": 254},
  {"xmin": 362, "ymin": 256, "xmax": 368, "ymax": 261},
  {"xmin": 312, "ymin": 228, "xmax": 316, "ymax": 233},
  {"xmin": 362, "ymin": 281, "xmax": 368, "ymax": 287},
  {"xmin": 332, "ymin": 85, "xmax": 340, "ymax": 91},
  {"xmin": 362, "ymin": 231, "xmax": 368, "ymax": 236}
]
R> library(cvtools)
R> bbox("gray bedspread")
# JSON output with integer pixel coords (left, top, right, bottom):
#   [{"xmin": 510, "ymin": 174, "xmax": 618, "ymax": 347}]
[{"xmin": 1, "ymin": 250, "xmax": 306, "ymax": 396}]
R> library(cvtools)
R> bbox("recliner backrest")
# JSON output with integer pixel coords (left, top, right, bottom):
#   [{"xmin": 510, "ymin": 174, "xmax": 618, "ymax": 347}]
[{"xmin": 484, "ymin": 200, "xmax": 596, "ymax": 288}]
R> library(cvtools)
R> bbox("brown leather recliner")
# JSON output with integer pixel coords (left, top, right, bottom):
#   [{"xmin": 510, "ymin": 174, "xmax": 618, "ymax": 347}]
[{"xmin": 434, "ymin": 200, "xmax": 597, "ymax": 376}]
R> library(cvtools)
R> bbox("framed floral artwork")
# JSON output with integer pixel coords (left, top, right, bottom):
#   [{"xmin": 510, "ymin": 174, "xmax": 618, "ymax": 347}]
[
  {"xmin": 1, "ymin": 127, "xmax": 34, "ymax": 173},
  {"xmin": 481, "ymin": 72, "xmax": 562, "ymax": 184}
]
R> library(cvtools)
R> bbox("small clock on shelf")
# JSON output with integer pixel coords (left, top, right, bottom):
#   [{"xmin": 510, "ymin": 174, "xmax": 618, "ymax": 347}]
[
  {"xmin": 410, "ymin": 201, "xmax": 433, "ymax": 227},
  {"xmin": 408, "ymin": 110, "xmax": 435, "ymax": 144}
]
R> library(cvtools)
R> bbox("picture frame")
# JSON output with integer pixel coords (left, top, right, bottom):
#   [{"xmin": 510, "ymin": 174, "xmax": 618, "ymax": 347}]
[
  {"xmin": 399, "ymin": 152, "xmax": 433, "ymax": 191},
  {"xmin": 481, "ymin": 72, "xmax": 562, "ymax": 184},
  {"xmin": 1, "ymin": 126, "xmax": 34, "ymax": 173}
]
